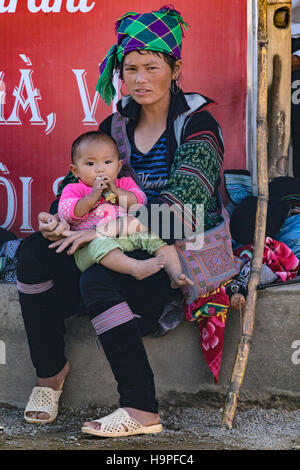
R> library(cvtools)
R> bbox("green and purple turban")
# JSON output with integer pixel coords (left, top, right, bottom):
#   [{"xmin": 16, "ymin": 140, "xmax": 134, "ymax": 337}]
[{"xmin": 96, "ymin": 5, "xmax": 188, "ymax": 105}]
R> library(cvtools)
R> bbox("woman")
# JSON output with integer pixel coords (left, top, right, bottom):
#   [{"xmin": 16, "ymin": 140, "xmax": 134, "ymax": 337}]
[{"xmin": 17, "ymin": 6, "xmax": 224, "ymax": 437}]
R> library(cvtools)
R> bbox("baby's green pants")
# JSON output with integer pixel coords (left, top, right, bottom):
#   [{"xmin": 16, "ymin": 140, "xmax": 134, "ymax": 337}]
[{"xmin": 74, "ymin": 231, "xmax": 166, "ymax": 272}]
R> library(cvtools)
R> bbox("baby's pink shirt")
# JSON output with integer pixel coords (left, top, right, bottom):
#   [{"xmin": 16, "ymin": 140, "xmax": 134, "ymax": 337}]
[{"xmin": 58, "ymin": 177, "xmax": 147, "ymax": 231}]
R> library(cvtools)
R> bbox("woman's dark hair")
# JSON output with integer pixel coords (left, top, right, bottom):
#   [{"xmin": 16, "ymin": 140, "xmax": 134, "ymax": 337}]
[{"xmin": 116, "ymin": 50, "xmax": 177, "ymax": 80}]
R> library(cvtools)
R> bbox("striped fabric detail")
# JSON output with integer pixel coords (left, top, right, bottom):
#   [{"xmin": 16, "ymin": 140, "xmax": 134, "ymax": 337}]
[
  {"xmin": 91, "ymin": 301, "xmax": 135, "ymax": 335},
  {"xmin": 177, "ymin": 164, "xmax": 215, "ymax": 195},
  {"xmin": 131, "ymin": 133, "xmax": 169, "ymax": 200},
  {"xmin": 159, "ymin": 138, "xmax": 223, "ymax": 233},
  {"xmin": 161, "ymin": 193, "xmax": 195, "ymax": 230},
  {"xmin": 17, "ymin": 280, "xmax": 54, "ymax": 294},
  {"xmin": 185, "ymin": 132, "xmax": 223, "ymax": 165}
]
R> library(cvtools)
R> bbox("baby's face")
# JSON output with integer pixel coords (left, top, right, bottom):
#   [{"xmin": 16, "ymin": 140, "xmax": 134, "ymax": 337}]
[{"xmin": 72, "ymin": 139, "xmax": 122, "ymax": 187}]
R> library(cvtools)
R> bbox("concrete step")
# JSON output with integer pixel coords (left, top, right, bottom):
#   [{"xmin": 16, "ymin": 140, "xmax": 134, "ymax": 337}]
[{"xmin": 0, "ymin": 283, "xmax": 299, "ymax": 409}]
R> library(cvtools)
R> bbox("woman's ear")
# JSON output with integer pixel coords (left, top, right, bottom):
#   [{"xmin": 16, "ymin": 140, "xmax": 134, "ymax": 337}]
[{"xmin": 173, "ymin": 59, "xmax": 182, "ymax": 80}]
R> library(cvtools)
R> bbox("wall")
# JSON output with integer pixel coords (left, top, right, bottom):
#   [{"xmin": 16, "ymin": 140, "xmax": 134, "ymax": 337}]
[{"xmin": 0, "ymin": 0, "xmax": 247, "ymax": 237}]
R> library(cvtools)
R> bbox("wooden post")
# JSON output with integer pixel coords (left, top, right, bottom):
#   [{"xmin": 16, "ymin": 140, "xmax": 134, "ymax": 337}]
[
  {"xmin": 221, "ymin": 0, "xmax": 269, "ymax": 430},
  {"xmin": 267, "ymin": 0, "xmax": 291, "ymax": 177}
]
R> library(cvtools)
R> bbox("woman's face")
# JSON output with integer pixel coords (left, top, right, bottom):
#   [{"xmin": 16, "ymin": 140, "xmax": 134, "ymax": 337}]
[{"xmin": 122, "ymin": 50, "xmax": 181, "ymax": 107}]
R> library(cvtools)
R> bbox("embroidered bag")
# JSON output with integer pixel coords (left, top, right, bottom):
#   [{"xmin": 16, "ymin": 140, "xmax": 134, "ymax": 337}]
[{"xmin": 176, "ymin": 204, "xmax": 242, "ymax": 304}]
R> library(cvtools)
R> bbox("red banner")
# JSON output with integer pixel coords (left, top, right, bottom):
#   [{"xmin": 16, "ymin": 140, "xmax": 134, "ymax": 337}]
[{"xmin": 0, "ymin": 0, "xmax": 247, "ymax": 237}]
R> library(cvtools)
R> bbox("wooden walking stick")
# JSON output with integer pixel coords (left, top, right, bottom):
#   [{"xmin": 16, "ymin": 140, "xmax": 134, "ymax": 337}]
[{"xmin": 222, "ymin": 0, "xmax": 269, "ymax": 429}]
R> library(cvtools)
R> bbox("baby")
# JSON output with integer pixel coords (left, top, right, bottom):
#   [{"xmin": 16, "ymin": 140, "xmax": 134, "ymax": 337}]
[{"xmin": 58, "ymin": 131, "xmax": 193, "ymax": 288}]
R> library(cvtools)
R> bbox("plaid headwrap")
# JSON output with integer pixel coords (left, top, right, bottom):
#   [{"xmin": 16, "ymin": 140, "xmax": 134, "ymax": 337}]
[{"xmin": 96, "ymin": 5, "xmax": 188, "ymax": 105}]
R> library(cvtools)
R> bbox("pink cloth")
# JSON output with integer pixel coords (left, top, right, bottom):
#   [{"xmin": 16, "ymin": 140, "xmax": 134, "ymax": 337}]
[
  {"xmin": 58, "ymin": 178, "xmax": 147, "ymax": 231},
  {"xmin": 234, "ymin": 237, "xmax": 300, "ymax": 282},
  {"xmin": 184, "ymin": 285, "xmax": 230, "ymax": 384}
]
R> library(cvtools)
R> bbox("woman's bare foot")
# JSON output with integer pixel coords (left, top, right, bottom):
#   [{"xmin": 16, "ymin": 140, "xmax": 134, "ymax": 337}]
[
  {"xmin": 25, "ymin": 361, "xmax": 70, "ymax": 421},
  {"xmin": 83, "ymin": 407, "xmax": 160, "ymax": 432},
  {"xmin": 130, "ymin": 254, "xmax": 166, "ymax": 280},
  {"xmin": 170, "ymin": 272, "xmax": 194, "ymax": 289}
]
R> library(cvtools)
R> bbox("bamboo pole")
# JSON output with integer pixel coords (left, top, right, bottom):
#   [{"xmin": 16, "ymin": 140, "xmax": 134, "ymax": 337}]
[{"xmin": 221, "ymin": 0, "xmax": 269, "ymax": 429}]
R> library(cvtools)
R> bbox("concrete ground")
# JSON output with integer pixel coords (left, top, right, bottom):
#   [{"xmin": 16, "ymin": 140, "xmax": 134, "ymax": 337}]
[{"xmin": 1, "ymin": 403, "xmax": 300, "ymax": 451}]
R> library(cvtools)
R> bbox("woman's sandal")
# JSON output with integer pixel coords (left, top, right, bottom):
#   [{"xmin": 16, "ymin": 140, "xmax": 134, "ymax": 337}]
[
  {"xmin": 24, "ymin": 381, "xmax": 65, "ymax": 424},
  {"xmin": 81, "ymin": 408, "xmax": 163, "ymax": 438}
]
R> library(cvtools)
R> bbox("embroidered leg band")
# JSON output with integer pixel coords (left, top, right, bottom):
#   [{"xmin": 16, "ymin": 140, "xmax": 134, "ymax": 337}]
[
  {"xmin": 17, "ymin": 280, "xmax": 54, "ymax": 294},
  {"xmin": 91, "ymin": 301, "xmax": 136, "ymax": 335}
]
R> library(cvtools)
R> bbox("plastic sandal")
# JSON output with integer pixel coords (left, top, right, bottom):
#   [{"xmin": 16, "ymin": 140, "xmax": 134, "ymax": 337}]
[
  {"xmin": 24, "ymin": 382, "xmax": 64, "ymax": 424},
  {"xmin": 81, "ymin": 408, "xmax": 163, "ymax": 438}
]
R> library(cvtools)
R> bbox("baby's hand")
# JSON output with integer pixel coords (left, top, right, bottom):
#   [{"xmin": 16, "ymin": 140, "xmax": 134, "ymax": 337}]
[
  {"xmin": 91, "ymin": 177, "xmax": 109, "ymax": 200},
  {"xmin": 101, "ymin": 175, "xmax": 117, "ymax": 193}
]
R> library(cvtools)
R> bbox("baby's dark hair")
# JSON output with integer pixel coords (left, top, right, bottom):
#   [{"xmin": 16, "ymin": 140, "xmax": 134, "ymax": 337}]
[{"xmin": 71, "ymin": 131, "xmax": 119, "ymax": 163}]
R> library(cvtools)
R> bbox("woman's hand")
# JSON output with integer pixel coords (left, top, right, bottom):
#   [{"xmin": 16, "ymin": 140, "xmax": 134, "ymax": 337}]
[
  {"xmin": 175, "ymin": 236, "xmax": 196, "ymax": 251},
  {"xmin": 175, "ymin": 240, "xmax": 186, "ymax": 250},
  {"xmin": 48, "ymin": 228, "xmax": 97, "ymax": 255},
  {"xmin": 38, "ymin": 212, "xmax": 70, "ymax": 241}
]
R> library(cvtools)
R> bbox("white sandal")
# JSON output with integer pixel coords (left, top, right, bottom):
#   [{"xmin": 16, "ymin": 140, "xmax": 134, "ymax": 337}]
[
  {"xmin": 24, "ymin": 383, "xmax": 64, "ymax": 424},
  {"xmin": 81, "ymin": 408, "xmax": 163, "ymax": 438}
]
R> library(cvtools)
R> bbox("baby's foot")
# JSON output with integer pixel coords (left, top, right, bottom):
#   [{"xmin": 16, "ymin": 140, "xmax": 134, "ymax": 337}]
[
  {"xmin": 171, "ymin": 273, "xmax": 194, "ymax": 289},
  {"xmin": 131, "ymin": 254, "xmax": 166, "ymax": 280}
]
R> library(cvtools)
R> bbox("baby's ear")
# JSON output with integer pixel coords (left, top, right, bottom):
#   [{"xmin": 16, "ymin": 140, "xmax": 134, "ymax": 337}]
[
  {"xmin": 69, "ymin": 163, "xmax": 78, "ymax": 178},
  {"xmin": 118, "ymin": 159, "xmax": 123, "ymax": 172}
]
